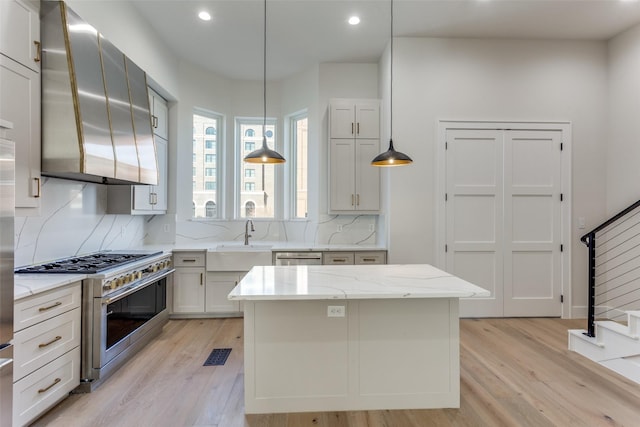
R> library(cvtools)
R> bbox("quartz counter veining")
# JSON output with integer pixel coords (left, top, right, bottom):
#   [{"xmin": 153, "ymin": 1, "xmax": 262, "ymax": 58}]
[
  {"xmin": 228, "ymin": 263, "xmax": 489, "ymax": 301},
  {"xmin": 233, "ymin": 263, "xmax": 489, "ymax": 414},
  {"xmin": 14, "ymin": 274, "xmax": 86, "ymax": 301}
]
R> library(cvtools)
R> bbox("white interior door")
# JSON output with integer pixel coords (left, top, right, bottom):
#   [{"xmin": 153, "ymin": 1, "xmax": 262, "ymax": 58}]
[
  {"xmin": 503, "ymin": 130, "xmax": 562, "ymax": 316},
  {"xmin": 445, "ymin": 126, "xmax": 563, "ymax": 317},
  {"xmin": 446, "ymin": 129, "xmax": 504, "ymax": 317}
]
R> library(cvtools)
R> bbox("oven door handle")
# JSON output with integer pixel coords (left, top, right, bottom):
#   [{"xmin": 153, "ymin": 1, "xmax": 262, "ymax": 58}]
[{"xmin": 103, "ymin": 269, "xmax": 174, "ymax": 305}]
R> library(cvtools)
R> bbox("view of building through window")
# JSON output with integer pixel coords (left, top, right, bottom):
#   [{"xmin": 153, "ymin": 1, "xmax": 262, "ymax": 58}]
[
  {"xmin": 239, "ymin": 120, "xmax": 276, "ymax": 218},
  {"xmin": 293, "ymin": 115, "xmax": 308, "ymax": 218},
  {"xmin": 193, "ymin": 112, "xmax": 219, "ymax": 218}
]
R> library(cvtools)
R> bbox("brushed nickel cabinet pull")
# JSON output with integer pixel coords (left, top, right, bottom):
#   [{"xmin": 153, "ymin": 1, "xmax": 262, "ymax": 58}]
[
  {"xmin": 38, "ymin": 301, "xmax": 62, "ymax": 312},
  {"xmin": 356, "ymin": 194, "xmax": 360, "ymax": 206},
  {"xmin": 362, "ymin": 258, "xmax": 376, "ymax": 262},
  {"xmin": 200, "ymin": 273, "xmax": 203, "ymax": 285},
  {"xmin": 183, "ymin": 259, "xmax": 196, "ymax": 263},
  {"xmin": 351, "ymin": 194, "xmax": 355, "ymax": 206},
  {"xmin": 39, "ymin": 336, "xmax": 62, "ymax": 348},
  {"xmin": 334, "ymin": 258, "xmax": 347, "ymax": 263},
  {"xmin": 33, "ymin": 177, "xmax": 41, "ymax": 198},
  {"xmin": 357, "ymin": 122, "xmax": 360, "ymax": 135},
  {"xmin": 34, "ymin": 40, "xmax": 41, "ymax": 62},
  {"xmin": 38, "ymin": 378, "xmax": 61, "ymax": 394}
]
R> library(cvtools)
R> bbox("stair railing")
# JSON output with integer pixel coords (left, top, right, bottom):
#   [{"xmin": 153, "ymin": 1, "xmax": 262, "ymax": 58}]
[{"xmin": 581, "ymin": 199, "xmax": 640, "ymax": 337}]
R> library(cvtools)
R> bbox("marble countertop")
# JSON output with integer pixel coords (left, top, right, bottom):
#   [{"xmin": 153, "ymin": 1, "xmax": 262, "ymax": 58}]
[
  {"xmin": 14, "ymin": 274, "xmax": 86, "ymax": 301},
  {"xmin": 169, "ymin": 242, "xmax": 386, "ymax": 252},
  {"xmin": 228, "ymin": 264, "xmax": 490, "ymax": 301}
]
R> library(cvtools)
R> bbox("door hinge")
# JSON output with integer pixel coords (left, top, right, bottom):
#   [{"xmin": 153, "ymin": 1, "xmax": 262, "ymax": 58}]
[
  {"xmin": 560, "ymin": 244, "xmax": 564, "ymax": 252},
  {"xmin": 445, "ymin": 244, "xmax": 448, "ymax": 253},
  {"xmin": 445, "ymin": 141, "xmax": 448, "ymax": 150},
  {"xmin": 445, "ymin": 193, "xmax": 448, "ymax": 201},
  {"xmin": 560, "ymin": 294, "xmax": 564, "ymax": 303},
  {"xmin": 560, "ymin": 142, "xmax": 563, "ymax": 151},
  {"xmin": 560, "ymin": 193, "xmax": 563, "ymax": 202}
]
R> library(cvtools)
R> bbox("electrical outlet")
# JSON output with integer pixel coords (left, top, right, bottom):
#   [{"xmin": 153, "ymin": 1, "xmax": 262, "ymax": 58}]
[
  {"xmin": 327, "ymin": 305, "xmax": 346, "ymax": 317},
  {"xmin": 337, "ymin": 224, "xmax": 343, "ymax": 232}
]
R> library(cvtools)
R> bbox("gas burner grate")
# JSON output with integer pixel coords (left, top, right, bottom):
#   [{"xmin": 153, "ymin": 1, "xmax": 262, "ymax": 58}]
[{"xmin": 14, "ymin": 251, "xmax": 162, "ymax": 274}]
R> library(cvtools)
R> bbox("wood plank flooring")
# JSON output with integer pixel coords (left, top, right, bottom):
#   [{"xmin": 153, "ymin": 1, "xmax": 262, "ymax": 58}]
[{"xmin": 31, "ymin": 318, "xmax": 640, "ymax": 427}]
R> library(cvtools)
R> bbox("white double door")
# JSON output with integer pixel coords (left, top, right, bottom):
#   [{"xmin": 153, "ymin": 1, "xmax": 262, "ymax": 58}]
[{"xmin": 445, "ymin": 127, "xmax": 563, "ymax": 317}]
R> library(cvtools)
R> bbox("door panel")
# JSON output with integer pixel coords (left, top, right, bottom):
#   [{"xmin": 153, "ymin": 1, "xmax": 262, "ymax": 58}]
[{"xmin": 446, "ymin": 129, "xmax": 503, "ymax": 317}]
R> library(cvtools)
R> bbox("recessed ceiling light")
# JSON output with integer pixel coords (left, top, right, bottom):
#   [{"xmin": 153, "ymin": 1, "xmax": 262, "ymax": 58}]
[
  {"xmin": 198, "ymin": 11, "xmax": 212, "ymax": 21},
  {"xmin": 348, "ymin": 16, "xmax": 360, "ymax": 25}
]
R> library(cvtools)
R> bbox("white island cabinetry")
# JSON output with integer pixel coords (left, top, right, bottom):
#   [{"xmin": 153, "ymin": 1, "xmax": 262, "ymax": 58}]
[{"xmin": 229, "ymin": 264, "xmax": 488, "ymax": 414}]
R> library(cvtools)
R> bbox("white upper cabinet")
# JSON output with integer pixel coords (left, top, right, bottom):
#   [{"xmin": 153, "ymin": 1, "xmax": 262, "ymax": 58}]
[
  {"xmin": 330, "ymin": 100, "xmax": 380, "ymax": 140},
  {"xmin": 0, "ymin": 0, "xmax": 41, "ymax": 72},
  {"xmin": 149, "ymin": 88, "xmax": 168, "ymax": 140},
  {"xmin": 0, "ymin": 0, "xmax": 41, "ymax": 214},
  {"xmin": 328, "ymin": 99, "xmax": 381, "ymax": 214}
]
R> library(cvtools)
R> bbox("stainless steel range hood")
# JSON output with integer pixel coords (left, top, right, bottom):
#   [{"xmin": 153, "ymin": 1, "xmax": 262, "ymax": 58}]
[{"xmin": 40, "ymin": 1, "xmax": 158, "ymax": 185}]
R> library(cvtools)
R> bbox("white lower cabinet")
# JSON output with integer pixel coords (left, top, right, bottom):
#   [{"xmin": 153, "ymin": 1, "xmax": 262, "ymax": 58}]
[
  {"xmin": 172, "ymin": 252, "xmax": 206, "ymax": 314},
  {"xmin": 13, "ymin": 282, "xmax": 81, "ymax": 427},
  {"xmin": 205, "ymin": 272, "xmax": 245, "ymax": 314}
]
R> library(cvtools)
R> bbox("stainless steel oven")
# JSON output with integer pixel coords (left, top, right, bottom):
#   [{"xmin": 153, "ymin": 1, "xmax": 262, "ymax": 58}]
[{"xmin": 80, "ymin": 253, "xmax": 173, "ymax": 391}]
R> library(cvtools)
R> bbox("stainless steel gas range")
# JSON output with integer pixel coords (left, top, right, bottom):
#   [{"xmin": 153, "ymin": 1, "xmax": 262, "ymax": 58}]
[{"xmin": 15, "ymin": 250, "xmax": 174, "ymax": 392}]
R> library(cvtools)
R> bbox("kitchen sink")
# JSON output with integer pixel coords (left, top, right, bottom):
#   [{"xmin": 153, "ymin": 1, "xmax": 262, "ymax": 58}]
[{"xmin": 207, "ymin": 244, "xmax": 273, "ymax": 271}]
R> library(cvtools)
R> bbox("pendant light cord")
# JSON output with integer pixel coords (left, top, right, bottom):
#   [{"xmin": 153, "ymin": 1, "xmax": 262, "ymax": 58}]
[
  {"xmin": 263, "ymin": 0, "xmax": 267, "ymax": 138},
  {"xmin": 390, "ymin": 0, "xmax": 393, "ymax": 140}
]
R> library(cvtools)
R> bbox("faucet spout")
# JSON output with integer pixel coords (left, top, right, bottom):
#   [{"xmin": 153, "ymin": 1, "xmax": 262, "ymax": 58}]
[{"xmin": 244, "ymin": 220, "xmax": 255, "ymax": 245}]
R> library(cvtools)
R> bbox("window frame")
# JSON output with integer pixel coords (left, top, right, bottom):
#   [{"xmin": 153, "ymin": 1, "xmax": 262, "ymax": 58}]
[
  {"xmin": 193, "ymin": 108, "xmax": 223, "ymax": 219},
  {"xmin": 288, "ymin": 109, "xmax": 309, "ymax": 220}
]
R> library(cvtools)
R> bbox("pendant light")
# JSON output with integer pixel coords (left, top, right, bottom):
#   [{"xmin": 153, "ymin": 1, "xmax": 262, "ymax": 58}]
[
  {"xmin": 244, "ymin": 0, "xmax": 286, "ymax": 164},
  {"xmin": 371, "ymin": 0, "xmax": 412, "ymax": 167}
]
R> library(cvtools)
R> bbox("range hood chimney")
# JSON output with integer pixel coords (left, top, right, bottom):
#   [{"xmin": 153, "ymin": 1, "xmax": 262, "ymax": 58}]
[{"xmin": 41, "ymin": 1, "xmax": 158, "ymax": 185}]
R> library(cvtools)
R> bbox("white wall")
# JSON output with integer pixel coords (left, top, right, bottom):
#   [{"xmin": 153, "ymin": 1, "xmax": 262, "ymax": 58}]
[
  {"xmin": 607, "ymin": 24, "xmax": 640, "ymax": 212},
  {"xmin": 387, "ymin": 37, "xmax": 608, "ymax": 317}
]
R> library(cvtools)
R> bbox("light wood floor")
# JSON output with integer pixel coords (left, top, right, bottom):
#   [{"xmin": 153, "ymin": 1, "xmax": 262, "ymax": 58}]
[{"xmin": 32, "ymin": 317, "xmax": 640, "ymax": 427}]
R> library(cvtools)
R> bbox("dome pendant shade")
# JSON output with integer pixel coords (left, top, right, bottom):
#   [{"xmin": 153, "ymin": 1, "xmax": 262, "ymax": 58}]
[
  {"xmin": 244, "ymin": 136, "xmax": 286, "ymax": 164},
  {"xmin": 371, "ymin": 138, "xmax": 413, "ymax": 166}
]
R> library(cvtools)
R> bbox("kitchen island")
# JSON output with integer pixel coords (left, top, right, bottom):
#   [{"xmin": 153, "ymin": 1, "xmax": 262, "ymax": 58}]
[{"xmin": 228, "ymin": 264, "xmax": 489, "ymax": 414}]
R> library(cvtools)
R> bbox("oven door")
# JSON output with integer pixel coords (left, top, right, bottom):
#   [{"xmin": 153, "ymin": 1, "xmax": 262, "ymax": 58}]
[{"xmin": 93, "ymin": 272, "xmax": 170, "ymax": 369}]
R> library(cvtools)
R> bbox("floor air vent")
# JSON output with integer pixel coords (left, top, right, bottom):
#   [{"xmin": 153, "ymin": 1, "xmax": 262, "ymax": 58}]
[{"xmin": 204, "ymin": 348, "xmax": 232, "ymax": 366}]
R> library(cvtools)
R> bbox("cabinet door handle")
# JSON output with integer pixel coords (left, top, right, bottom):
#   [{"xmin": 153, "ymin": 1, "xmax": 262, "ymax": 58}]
[
  {"xmin": 361, "ymin": 258, "xmax": 376, "ymax": 262},
  {"xmin": 357, "ymin": 122, "xmax": 360, "ymax": 135},
  {"xmin": 38, "ymin": 378, "xmax": 61, "ymax": 394},
  {"xmin": 351, "ymin": 194, "xmax": 355, "ymax": 206},
  {"xmin": 333, "ymin": 258, "xmax": 347, "ymax": 263},
  {"xmin": 356, "ymin": 194, "xmax": 360, "ymax": 206},
  {"xmin": 33, "ymin": 177, "xmax": 41, "ymax": 198},
  {"xmin": 200, "ymin": 273, "xmax": 203, "ymax": 285},
  {"xmin": 38, "ymin": 301, "xmax": 62, "ymax": 312},
  {"xmin": 39, "ymin": 336, "xmax": 62, "ymax": 348},
  {"xmin": 351, "ymin": 122, "xmax": 354, "ymax": 135},
  {"xmin": 153, "ymin": 115, "xmax": 158, "ymax": 129},
  {"xmin": 34, "ymin": 40, "xmax": 41, "ymax": 63},
  {"xmin": 182, "ymin": 259, "xmax": 196, "ymax": 263}
]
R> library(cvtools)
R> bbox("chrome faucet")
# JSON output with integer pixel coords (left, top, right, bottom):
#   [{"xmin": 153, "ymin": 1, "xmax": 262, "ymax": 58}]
[{"xmin": 244, "ymin": 220, "xmax": 255, "ymax": 245}]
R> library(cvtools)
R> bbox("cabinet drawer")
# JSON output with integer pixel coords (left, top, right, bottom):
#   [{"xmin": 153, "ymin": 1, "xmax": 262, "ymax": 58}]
[
  {"xmin": 14, "ymin": 308, "xmax": 80, "ymax": 381},
  {"xmin": 14, "ymin": 283, "xmax": 81, "ymax": 332},
  {"xmin": 13, "ymin": 347, "xmax": 80, "ymax": 427},
  {"xmin": 323, "ymin": 252, "xmax": 355, "ymax": 265},
  {"xmin": 173, "ymin": 252, "xmax": 206, "ymax": 267},
  {"xmin": 354, "ymin": 251, "xmax": 387, "ymax": 265}
]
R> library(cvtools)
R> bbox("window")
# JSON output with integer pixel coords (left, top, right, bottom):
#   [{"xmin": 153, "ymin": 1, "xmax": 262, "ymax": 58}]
[
  {"xmin": 193, "ymin": 110, "xmax": 221, "ymax": 218},
  {"xmin": 205, "ymin": 201, "xmax": 216, "ymax": 217},
  {"xmin": 237, "ymin": 119, "xmax": 277, "ymax": 218},
  {"xmin": 291, "ymin": 113, "xmax": 308, "ymax": 218},
  {"xmin": 245, "ymin": 201, "xmax": 255, "ymax": 217}
]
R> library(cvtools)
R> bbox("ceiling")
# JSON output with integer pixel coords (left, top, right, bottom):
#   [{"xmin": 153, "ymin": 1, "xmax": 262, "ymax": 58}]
[{"xmin": 130, "ymin": 0, "xmax": 640, "ymax": 81}]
